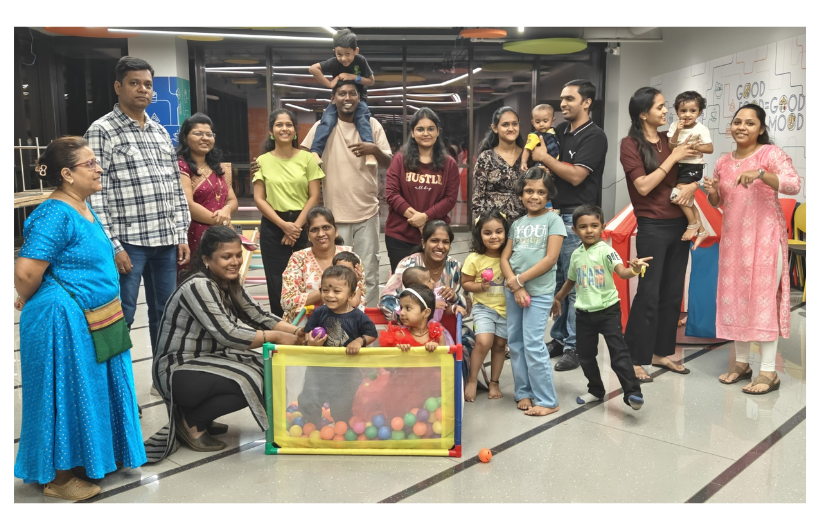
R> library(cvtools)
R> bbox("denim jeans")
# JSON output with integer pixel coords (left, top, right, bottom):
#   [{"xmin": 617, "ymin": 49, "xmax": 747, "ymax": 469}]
[
  {"xmin": 310, "ymin": 101, "xmax": 373, "ymax": 157},
  {"xmin": 119, "ymin": 242, "xmax": 178, "ymax": 355},
  {"xmin": 550, "ymin": 213, "xmax": 581, "ymax": 350},
  {"xmin": 506, "ymin": 290, "xmax": 559, "ymax": 408}
]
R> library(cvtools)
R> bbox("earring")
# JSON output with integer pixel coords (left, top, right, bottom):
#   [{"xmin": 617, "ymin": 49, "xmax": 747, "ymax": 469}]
[{"xmin": 205, "ymin": 263, "xmax": 209, "ymax": 269}]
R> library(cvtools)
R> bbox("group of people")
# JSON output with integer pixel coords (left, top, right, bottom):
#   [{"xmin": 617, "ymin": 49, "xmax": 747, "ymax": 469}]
[{"xmin": 14, "ymin": 27, "xmax": 801, "ymax": 501}]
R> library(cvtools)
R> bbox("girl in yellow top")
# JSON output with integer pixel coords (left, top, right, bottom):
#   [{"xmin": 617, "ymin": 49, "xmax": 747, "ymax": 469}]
[
  {"xmin": 461, "ymin": 209, "xmax": 510, "ymax": 402},
  {"xmin": 253, "ymin": 108, "xmax": 324, "ymax": 317}
]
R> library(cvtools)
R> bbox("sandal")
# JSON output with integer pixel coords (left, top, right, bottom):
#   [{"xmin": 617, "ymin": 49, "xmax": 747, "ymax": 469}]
[
  {"xmin": 44, "ymin": 477, "xmax": 101, "ymax": 501},
  {"xmin": 651, "ymin": 360, "xmax": 690, "ymax": 374},
  {"xmin": 692, "ymin": 229, "xmax": 709, "ymax": 250},
  {"xmin": 719, "ymin": 364, "xmax": 753, "ymax": 385},
  {"xmin": 742, "ymin": 373, "xmax": 781, "ymax": 395}
]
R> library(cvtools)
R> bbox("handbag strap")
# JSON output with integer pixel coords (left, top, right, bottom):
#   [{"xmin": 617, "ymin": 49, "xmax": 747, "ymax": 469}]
[{"xmin": 46, "ymin": 269, "xmax": 87, "ymax": 313}]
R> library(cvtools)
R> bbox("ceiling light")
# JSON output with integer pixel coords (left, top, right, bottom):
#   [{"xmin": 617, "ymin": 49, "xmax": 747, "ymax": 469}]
[
  {"xmin": 22, "ymin": 84, "xmax": 28, "ymax": 89},
  {"xmin": 369, "ymin": 68, "xmax": 481, "ymax": 93},
  {"xmin": 206, "ymin": 94, "xmax": 220, "ymax": 100},
  {"xmin": 206, "ymin": 69, "xmax": 254, "ymax": 75},
  {"xmin": 519, "ymin": 27, "xmax": 525, "ymax": 32},
  {"xmin": 408, "ymin": 105, "xmax": 420, "ymax": 111},
  {"xmin": 273, "ymin": 83, "xmax": 331, "ymax": 92},
  {"xmin": 286, "ymin": 103, "xmax": 313, "ymax": 112},
  {"xmin": 281, "ymin": 98, "xmax": 307, "ymax": 102},
  {"xmin": 323, "ymin": 27, "xmax": 337, "ymax": 35},
  {"xmin": 108, "ymin": 28, "xmax": 332, "ymax": 42}
]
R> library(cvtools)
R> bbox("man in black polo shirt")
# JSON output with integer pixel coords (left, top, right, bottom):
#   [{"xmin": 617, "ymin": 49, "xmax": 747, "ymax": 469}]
[{"xmin": 530, "ymin": 79, "xmax": 608, "ymax": 371}]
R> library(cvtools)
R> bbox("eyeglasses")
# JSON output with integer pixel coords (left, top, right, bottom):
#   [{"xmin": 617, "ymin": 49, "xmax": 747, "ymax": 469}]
[
  {"xmin": 69, "ymin": 158, "xmax": 100, "ymax": 170},
  {"xmin": 414, "ymin": 126, "xmax": 438, "ymax": 134},
  {"xmin": 190, "ymin": 132, "xmax": 216, "ymax": 139}
]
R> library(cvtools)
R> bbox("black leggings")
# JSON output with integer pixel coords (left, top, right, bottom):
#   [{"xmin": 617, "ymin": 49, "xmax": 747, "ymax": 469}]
[
  {"xmin": 385, "ymin": 234, "xmax": 418, "ymax": 274},
  {"xmin": 260, "ymin": 214, "xmax": 309, "ymax": 317},
  {"xmin": 172, "ymin": 371, "xmax": 248, "ymax": 431}
]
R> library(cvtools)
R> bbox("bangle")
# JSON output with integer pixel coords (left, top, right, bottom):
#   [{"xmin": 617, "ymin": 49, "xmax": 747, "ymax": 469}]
[
  {"xmin": 516, "ymin": 274, "xmax": 523, "ymax": 287},
  {"xmin": 658, "ymin": 166, "xmax": 668, "ymax": 175},
  {"xmin": 293, "ymin": 327, "xmax": 300, "ymax": 335},
  {"xmin": 263, "ymin": 330, "xmax": 267, "ymax": 343}
]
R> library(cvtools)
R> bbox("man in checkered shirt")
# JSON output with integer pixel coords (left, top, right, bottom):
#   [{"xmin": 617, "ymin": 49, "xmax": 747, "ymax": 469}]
[{"xmin": 86, "ymin": 56, "xmax": 191, "ymax": 369}]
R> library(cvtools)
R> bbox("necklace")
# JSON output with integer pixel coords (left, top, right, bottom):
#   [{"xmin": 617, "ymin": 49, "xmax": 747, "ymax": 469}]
[
  {"xmin": 732, "ymin": 148, "xmax": 757, "ymax": 169},
  {"xmin": 647, "ymin": 138, "xmax": 662, "ymax": 153},
  {"xmin": 410, "ymin": 329, "xmax": 428, "ymax": 338},
  {"xmin": 211, "ymin": 175, "xmax": 224, "ymax": 202}
]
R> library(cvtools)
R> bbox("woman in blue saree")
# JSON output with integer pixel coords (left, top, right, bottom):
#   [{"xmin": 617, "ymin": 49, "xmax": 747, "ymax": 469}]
[{"xmin": 14, "ymin": 137, "xmax": 146, "ymax": 500}]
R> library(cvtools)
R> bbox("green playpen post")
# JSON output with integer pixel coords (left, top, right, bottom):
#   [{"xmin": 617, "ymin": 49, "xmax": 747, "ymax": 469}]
[{"xmin": 263, "ymin": 342, "xmax": 278, "ymax": 454}]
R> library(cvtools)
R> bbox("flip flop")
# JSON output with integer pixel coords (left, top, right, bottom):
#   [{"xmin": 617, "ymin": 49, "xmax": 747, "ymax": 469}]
[
  {"xmin": 651, "ymin": 362, "xmax": 690, "ymax": 374},
  {"xmin": 741, "ymin": 374, "xmax": 781, "ymax": 395},
  {"xmin": 719, "ymin": 365, "xmax": 753, "ymax": 385}
]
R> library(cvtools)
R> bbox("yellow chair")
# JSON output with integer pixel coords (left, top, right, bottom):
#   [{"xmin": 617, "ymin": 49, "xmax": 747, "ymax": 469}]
[{"xmin": 787, "ymin": 203, "xmax": 806, "ymax": 301}]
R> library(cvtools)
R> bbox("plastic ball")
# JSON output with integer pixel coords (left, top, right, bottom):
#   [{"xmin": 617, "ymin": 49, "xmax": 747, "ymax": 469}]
[
  {"xmin": 332, "ymin": 434, "xmax": 345, "ymax": 441},
  {"xmin": 286, "ymin": 405, "xmax": 297, "ymax": 413},
  {"xmin": 413, "ymin": 422, "xmax": 427, "ymax": 436},
  {"xmin": 292, "ymin": 411, "xmax": 303, "ymax": 419},
  {"xmin": 378, "ymin": 426, "xmax": 392, "ymax": 440},
  {"xmin": 407, "ymin": 433, "xmax": 420, "ymax": 440},
  {"xmin": 357, "ymin": 434, "xmax": 368, "ymax": 441},
  {"xmin": 344, "ymin": 430, "xmax": 357, "ymax": 441},
  {"xmin": 303, "ymin": 423, "xmax": 316, "ymax": 436},
  {"xmin": 479, "ymin": 448, "xmax": 492, "ymax": 463},
  {"xmin": 391, "ymin": 417, "xmax": 404, "ymax": 431},
  {"xmin": 432, "ymin": 420, "xmax": 442, "ymax": 434},
  {"xmin": 481, "ymin": 268, "xmax": 494, "ymax": 283},
  {"xmin": 318, "ymin": 418, "xmax": 331, "ymax": 428},
  {"xmin": 436, "ymin": 397, "xmax": 442, "ymax": 406},
  {"xmin": 365, "ymin": 421, "xmax": 373, "ymax": 428},
  {"xmin": 320, "ymin": 425, "xmax": 335, "ymax": 440},
  {"xmin": 425, "ymin": 397, "xmax": 438, "ymax": 412},
  {"xmin": 334, "ymin": 421, "xmax": 348, "ymax": 435},
  {"xmin": 365, "ymin": 426, "xmax": 378, "ymax": 439},
  {"xmin": 416, "ymin": 408, "xmax": 430, "ymax": 422},
  {"xmin": 311, "ymin": 327, "xmax": 327, "ymax": 339},
  {"xmin": 309, "ymin": 430, "xmax": 322, "ymax": 441},
  {"xmin": 352, "ymin": 421, "xmax": 366, "ymax": 434},
  {"xmin": 349, "ymin": 416, "xmax": 362, "ymax": 426},
  {"xmin": 286, "ymin": 412, "xmax": 292, "ymax": 421},
  {"xmin": 323, "ymin": 402, "xmax": 330, "ymax": 409},
  {"xmin": 410, "ymin": 408, "xmax": 419, "ymax": 416},
  {"xmin": 289, "ymin": 425, "xmax": 303, "ymax": 437},
  {"xmin": 435, "ymin": 407, "xmax": 442, "ymax": 421},
  {"xmin": 292, "ymin": 417, "xmax": 305, "ymax": 428},
  {"xmin": 391, "ymin": 430, "xmax": 406, "ymax": 440},
  {"xmin": 403, "ymin": 413, "xmax": 417, "ymax": 427},
  {"xmin": 372, "ymin": 414, "xmax": 386, "ymax": 428}
]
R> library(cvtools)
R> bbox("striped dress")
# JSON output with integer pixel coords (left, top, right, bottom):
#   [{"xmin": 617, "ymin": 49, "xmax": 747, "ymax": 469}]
[{"xmin": 143, "ymin": 272, "xmax": 281, "ymax": 463}]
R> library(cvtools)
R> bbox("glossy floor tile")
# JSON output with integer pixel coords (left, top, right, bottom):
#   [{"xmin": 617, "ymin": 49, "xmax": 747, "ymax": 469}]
[{"xmin": 12, "ymin": 234, "xmax": 807, "ymax": 503}]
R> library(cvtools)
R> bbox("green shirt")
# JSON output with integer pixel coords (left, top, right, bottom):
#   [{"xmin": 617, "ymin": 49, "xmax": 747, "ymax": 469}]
[
  {"xmin": 252, "ymin": 150, "xmax": 324, "ymax": 212},
  {"xmin": 508, "ymin": 211, "xmax": 567, "ymax": 297},
  {"xmin": 567, "ymin": 241, "xmax": 622, "ymax": 312}
]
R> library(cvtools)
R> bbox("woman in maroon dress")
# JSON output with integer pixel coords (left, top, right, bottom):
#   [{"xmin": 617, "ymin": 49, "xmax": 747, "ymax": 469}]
[{"xmin": 177, "ymin": 113, "xmax": 238, "ymax": 263}]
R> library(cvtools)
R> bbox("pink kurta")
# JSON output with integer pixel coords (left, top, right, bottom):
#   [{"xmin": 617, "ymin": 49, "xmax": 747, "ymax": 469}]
[{"xmin": 713, "ymin": 144, "xmax": 801, "ymax": 341}]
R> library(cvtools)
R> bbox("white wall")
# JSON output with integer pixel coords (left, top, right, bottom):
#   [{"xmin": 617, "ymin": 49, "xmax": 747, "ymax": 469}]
[
  {"xmin": 127, "ymin": 35, "xmax": 188, "ymax": 80},
  {"xmin": 605, "ymin": 27, "xmax": 806, "ymax": 216}
]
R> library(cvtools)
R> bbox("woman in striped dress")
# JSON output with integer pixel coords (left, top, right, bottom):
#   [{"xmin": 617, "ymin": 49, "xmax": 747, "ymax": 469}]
[{"xmin": 144, "ymin": 226, "xmax": 306, "ymax": 462}]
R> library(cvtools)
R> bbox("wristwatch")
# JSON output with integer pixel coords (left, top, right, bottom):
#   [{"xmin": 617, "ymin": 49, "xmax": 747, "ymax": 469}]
[
  {"xmin": 355, "ymin": 74, "xmax": 361, "ymax": 83},
  {"xmin": 757, "ymin": 168, "xmax": 765, "ymax": 179}
]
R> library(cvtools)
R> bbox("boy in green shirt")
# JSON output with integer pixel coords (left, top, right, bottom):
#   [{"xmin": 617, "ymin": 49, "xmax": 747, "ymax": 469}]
[{"xmin": 551, "ymin": 205, "xmax": 652, "ymax": 410}]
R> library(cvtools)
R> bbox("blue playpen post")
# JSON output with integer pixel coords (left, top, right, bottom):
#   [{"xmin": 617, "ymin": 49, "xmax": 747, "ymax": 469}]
[{"xmin": 454, "ymin": 312, "xmax": 462, "ymax": 455}]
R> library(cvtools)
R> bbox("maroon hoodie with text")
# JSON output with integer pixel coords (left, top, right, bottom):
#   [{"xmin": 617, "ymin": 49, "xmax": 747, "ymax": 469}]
[{"xmin": 384, "ymin": 152, "xmax": 460, "ymax": 244}]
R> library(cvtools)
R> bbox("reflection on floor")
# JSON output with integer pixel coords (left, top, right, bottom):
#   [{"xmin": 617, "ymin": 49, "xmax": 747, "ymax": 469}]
[{"xmin": 13, "ymin": 232, "xmax": 807, "ymax": 503}]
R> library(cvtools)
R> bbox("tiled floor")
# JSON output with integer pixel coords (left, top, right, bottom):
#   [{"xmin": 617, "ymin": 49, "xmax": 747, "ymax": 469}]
[{"xmin": 13, "ymin": 231, "xmax": 807, "ymax": 503}]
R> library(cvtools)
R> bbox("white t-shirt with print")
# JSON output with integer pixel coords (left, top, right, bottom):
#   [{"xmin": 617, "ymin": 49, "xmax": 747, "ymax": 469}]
[{"xmin": 667, "ymin": 121, "xmax": 712, "ymax": 165}]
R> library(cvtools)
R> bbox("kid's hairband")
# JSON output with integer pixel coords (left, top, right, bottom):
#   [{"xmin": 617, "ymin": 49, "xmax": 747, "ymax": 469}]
[
  {"xmin": 475, "ymin": 211, "xmax": 506, "ymax": 225},
  {"xmin": 401, "ymin": 288, "xmax": 428, "ymax": 310}
]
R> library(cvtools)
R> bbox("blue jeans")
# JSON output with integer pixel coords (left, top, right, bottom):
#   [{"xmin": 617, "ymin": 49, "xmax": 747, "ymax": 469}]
[
  {"xmin": 550, "ymin": 213, "xmax": 581, "ymax": 351},
  {"xmin": 506, "ymin": 291, "xmax": 559, "ymax": 408},
  {"xmin": 310, "ymin": 101, "xmax": 373, "ymax": 157},
  {"xmin": 119, "ymin": 242, "xmax": 178, "ymax": 354}
]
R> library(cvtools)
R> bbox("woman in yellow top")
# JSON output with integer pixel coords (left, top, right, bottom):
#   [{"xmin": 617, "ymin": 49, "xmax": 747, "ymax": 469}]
[{"xmin": 253, "ymin": 108, "xmax": 324, "ymax": 317}]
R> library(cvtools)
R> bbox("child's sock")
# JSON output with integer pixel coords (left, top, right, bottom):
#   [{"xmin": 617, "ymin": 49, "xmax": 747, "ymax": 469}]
[
  {"xmin": 576, "ymin": 393, "xmax": 603, "ymax": 405},
  {"xmin": 627, "ymin": 394, "xmax": 644, "ymax": 411}
]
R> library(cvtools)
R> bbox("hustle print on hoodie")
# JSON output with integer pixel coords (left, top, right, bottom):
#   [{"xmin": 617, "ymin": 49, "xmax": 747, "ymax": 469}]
[{"xmin": 406, "ymin": 171, "xmax": 443, "ymax": 191}]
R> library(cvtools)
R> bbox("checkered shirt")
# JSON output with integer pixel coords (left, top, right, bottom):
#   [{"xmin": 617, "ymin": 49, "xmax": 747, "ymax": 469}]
[{"xmin": 85, "ymin": 104, "xmax": 191, "ymax": 253}]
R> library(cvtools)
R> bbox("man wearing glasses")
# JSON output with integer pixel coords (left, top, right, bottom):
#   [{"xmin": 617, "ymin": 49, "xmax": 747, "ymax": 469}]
[
  {"xmin": 85, "ymin": 56, "xmax": 191, "ymax": 383},
  {"xmin": 301, "ymin": 79, "xmax": 392, "ymax": 306}
]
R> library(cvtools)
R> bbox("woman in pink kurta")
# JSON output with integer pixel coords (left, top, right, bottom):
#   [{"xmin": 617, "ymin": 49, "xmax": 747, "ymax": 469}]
[
  {"xmin": 280, "ymin": 207, "xmax": 366, "ymax": 323},
  {"xmin": 703, "ymin": 104, "xmax": 800, "ymax": 394}
]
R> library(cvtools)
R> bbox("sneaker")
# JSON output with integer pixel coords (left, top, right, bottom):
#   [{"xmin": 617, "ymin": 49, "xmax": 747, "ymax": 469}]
[
  {"xmin": 365, "ymin": 154, "xmax": 377, "ymax": 167},
  {"xmin": 627, "ymin": 395, "xmax": 644, "ymax": 411},
  {"xmin": 545, "ymin": 339, "xmax": 564, "ymax": 358},
  {"xmin": 554, "ymin": 348, "xmax": 579, "ymax": 371},
  {"xmin": 150, "ymin": 384, "xmax": 160, "ymax": 397}
]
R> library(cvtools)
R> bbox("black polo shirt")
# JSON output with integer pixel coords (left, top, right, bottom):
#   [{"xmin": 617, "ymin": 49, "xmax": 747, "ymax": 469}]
[{"xmin": 553, "ymin": 119, "xmax": 608, "ymax": 211}]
